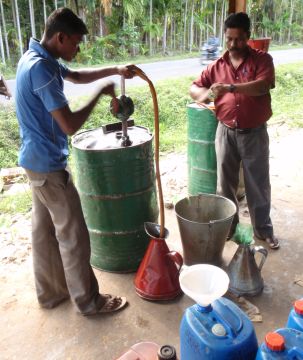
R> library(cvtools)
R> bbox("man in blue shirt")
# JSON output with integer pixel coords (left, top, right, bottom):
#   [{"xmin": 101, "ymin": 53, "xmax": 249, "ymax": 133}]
[{"xmin": 15, "ymin": 7, "xmax": 134, "ymax": 315}]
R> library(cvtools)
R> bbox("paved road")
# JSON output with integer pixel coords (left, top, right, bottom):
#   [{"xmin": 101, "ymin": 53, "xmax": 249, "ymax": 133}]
[{"xmin": 2, "ymin": 48, "xmax": 303, "ymax": 103}]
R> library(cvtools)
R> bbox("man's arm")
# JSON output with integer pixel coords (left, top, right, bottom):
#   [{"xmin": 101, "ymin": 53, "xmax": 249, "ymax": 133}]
[
  {"xmin": 0, "ymin": 75, "xmax": 11, "ymax": 98},
  {"xmin": 189, "ymin": 84, "xmax": 212, "ymax": 103},
  {"xmin": 51, "ymin": 80, "xmax": 117, "ymax": 135},
  {"xmin": 65, "ymin": 65, "xmax": 134, "ymax": 84},
  {"xmin": 210, "ymin": 79, "xmax": 271, "ymax": 99}
]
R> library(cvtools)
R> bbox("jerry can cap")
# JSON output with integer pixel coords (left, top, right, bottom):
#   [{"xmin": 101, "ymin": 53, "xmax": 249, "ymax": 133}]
[
  {"xmin": 294, "ymin": 300, "xmax": 303, "ymax": 315},
  {"xmin": 157, "ymin": 345, "xmax": 177, "ymax": 360},
  {"xmin": 265, "ymin": 332, "xmax": 285, "ymax": 352}
]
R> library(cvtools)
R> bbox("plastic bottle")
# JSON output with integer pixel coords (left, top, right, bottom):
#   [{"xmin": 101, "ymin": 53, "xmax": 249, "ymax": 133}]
[
  {"xmin": 286, "ymin": 299, "xmax": 303, "ymax": 332},
  {"xmin": 116, "ymin": 342, "xmax": 177, "ymax": 360},
  {"xmin": 256, "ymin": 328, "xmax": 303, "ymax": 359},
  {"xmin": 157, "ymin": 345, "xmax": 177, "ymax": 360}
]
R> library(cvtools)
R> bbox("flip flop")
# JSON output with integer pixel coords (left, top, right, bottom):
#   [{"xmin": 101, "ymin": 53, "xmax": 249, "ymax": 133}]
[
  {"xmin": 83, "ymin": 294, "xmax": 127, "ymax": 316},
  {"xmin": 254, "ymin": 234, "xmax": 280, "ymax": 250},
  {"xmin": 97, "ymin": 294, "xmax": 127, "ymax": 314},
  {"xmin": 265, "ymin": 236, "xmax": 280, "ymax": 250}
]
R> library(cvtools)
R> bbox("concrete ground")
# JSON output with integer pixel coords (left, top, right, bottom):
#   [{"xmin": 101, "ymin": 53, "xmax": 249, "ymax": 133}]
[{"xmin": 1, "ymin": 126, "xmax": 303, "ymax": 359}]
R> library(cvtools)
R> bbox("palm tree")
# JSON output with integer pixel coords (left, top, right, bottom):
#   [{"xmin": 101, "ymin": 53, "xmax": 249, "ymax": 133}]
[
  {"xmin": 29, "ymin": 0, "xmax": 36, "ymax": 38},
  {"xmin": 0, "ymin": 0, "xmax": 10, "ymax": 60},
  {"xmin": 13, "ymin": 0, "xmax": 23, "ymax": 56}
]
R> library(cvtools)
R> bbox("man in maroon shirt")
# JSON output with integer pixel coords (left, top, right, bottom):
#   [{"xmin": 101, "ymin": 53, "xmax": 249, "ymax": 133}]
[{"xmin": 190, "ymin": 12, "xmax": 279, "ymax": 249}]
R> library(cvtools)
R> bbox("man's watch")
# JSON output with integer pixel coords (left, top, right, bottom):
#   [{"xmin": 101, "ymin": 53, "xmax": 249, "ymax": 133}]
[{"xmin": 228, "ymin": 84, "xmax": 236, "ymax": 93}]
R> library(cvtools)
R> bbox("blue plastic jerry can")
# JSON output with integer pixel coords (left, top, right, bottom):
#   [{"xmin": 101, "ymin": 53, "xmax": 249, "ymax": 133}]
[
  {"xmin": 256, "ymin": 328, "xmax": 303, "ymax": 359},
  {"xmin": 287, "ymin": 299, "xmax": 303, "ymax": 332},
  {"xmin": 180, "ymin": 297, "xmax": 258, "ymax": 360}
]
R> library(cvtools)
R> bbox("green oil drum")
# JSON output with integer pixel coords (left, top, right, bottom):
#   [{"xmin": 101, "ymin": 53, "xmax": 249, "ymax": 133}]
[
  {"xmin": 71, "ymin": 126, "xmax": 159, "ymax": 272},
  {"xmin": 187, "ymin": 103, "xmax": 218, "ymax": 195}
]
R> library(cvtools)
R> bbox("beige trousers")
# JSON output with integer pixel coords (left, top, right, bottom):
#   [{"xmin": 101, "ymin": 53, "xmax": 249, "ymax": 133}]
[{"xmin": 25, "ymin": 168, "xmax": 103, "ymax": 314}]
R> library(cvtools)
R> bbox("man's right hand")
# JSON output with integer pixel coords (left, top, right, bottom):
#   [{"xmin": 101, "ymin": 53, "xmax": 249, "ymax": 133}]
[
  {"xmin": 99, "ymin": 80, "xmax": 116, "ymax": 98},
  {"xmin": 98, "ymin": 80, "xmax": 119, "ymax": 114},
  {"xmin": 0, "ymin": 75, "xmax": 12, "ymax": 98}
]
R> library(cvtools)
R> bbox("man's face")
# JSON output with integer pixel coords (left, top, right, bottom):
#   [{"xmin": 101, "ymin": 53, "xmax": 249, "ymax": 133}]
[
  {"xmin": 225, "ymin": 28, "xmax": 249, "ymax": 55},
  {"xmin": 59, "ymin": 33, "xmax": 83, "ymax": 61}
]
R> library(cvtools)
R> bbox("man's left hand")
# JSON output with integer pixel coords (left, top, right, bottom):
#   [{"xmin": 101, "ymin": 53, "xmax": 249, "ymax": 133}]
[
  {"xmin": 210, "ymin": 83, "xmax": 230, "ymax": 99},
  {"xmin": 117, "ymin": 65, "xmax": 136, "ymax": 79}
]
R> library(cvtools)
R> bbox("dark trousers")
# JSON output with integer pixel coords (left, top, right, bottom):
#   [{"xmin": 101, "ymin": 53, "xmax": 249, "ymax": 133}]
[{"xmin": 215, "ymin": 122, "xmax": 274, "ymax": 238}]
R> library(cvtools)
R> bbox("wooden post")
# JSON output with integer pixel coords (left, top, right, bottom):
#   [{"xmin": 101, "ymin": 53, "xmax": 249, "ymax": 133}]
[{"xmin": 228, "ymin": 0, "xmax": 246, "ymax": 14}]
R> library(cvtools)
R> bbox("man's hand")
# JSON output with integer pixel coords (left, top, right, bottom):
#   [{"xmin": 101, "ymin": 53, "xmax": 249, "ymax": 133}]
[
  {"xmin": 117, "ymin": 65, "xmax": 136, "ymax": 79},
  {"xmin": 0, "ymin": 75, "xmax": 12, "ymax": 99},
  {"xmin": 210, "ymin": 83, "xmax": 230, "ymax": 99},
  {"xmin": 98, "ymin": 80, "xmax": 119, "ymax": 114}
]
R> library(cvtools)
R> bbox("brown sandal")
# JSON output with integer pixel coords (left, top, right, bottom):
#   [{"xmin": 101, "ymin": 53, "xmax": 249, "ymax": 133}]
[
  {"xmin": 84, "ymin": 294, "xmax": 127, "ymax": 316},
  {"xmin": 97, "ymin": 294, "xmax": 127, "ymax": 313},
  {"xmin": 265, "ymin": 236, "xmax": 280, "ymax": 250}
]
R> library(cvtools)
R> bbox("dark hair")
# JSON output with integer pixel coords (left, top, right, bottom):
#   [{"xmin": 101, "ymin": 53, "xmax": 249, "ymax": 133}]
[
  {"xmin": 224, "ymin": 12, "xmax": 251, "ymax": 33},
  {"xmin": 45, "ymin": 7, "xmax": 88, "ymax": 39}
]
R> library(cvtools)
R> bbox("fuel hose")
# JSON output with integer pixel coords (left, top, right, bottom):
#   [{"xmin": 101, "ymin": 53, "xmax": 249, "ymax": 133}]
[{"xmin": 126, "ymin": 65, "xmax": 165, "ymax": 239}]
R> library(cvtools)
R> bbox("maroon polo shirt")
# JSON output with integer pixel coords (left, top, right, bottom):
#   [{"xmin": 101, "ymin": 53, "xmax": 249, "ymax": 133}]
[{"xmin": 193, "ymin": 47, "xmax": 275, "ymax": 128}]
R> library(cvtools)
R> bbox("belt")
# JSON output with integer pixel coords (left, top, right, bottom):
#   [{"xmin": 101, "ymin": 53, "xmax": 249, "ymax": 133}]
[{"xmin": 223, "ymin": 123, "xmax": 266, "ymax": 134}]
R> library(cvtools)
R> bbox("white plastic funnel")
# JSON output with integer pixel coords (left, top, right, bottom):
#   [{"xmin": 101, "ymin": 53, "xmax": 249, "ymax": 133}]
[{"xmin": 179, "ymin": 264, "xmax": 230, "ymax": 307}]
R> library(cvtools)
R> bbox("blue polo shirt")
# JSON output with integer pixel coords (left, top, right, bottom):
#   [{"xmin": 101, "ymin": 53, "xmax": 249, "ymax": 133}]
[{"xmin": 16, "ymin": 38, "xmax": 70, "ymax": 172}]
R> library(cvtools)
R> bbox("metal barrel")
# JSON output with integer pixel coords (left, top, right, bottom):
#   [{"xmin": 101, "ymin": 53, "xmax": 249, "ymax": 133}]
[
  {"xmin": 187, "ymin": 103, "xmax": 218, "ymax": 195},
  {"xmin": 175, "ymin": 194, "xmax": 236, "ymax": 266},
  {"xmin": 71, "ymin": 126, "xmax": 159, "ymax": 272}
]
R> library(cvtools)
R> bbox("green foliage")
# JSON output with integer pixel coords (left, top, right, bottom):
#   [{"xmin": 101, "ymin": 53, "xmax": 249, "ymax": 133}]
[
  {"xmin": 271, "ymin": 62, "xmax": 303, "ymax": 127},
  {"xmin": 76, "ymin": 25, "xmax": 142, "ymax": 64},
  {"xmin": 1, "ymin": 62, "xmax": 303, "ymax": 170},
  {"xmin": 0, "ymin": 104, "xmax": 20, "ymax": 169},
  {"xmin": 0, "ymin": 191, "xmax": 32, "ymax": 214}
]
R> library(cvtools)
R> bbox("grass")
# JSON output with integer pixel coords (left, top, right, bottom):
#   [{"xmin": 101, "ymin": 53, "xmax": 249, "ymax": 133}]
[
  {"xmin": 0, "ymin": 61, "xmax": 302, "ymax": 215},
  {"xmin": 0, "ymin": 191, "xmax": 32, "ymax": 215},
  {"xmin": 1, "ymin": 61, "xmax": 303, "ymax": 170}
]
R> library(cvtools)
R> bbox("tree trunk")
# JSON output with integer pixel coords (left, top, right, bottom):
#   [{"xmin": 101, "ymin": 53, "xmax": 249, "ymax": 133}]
[
  {"xmin": 14, "ymin": 0, "xmax": 23, "ymax": 56},
  {"xmin": 183, "ymin": 0, "xmax": 188, "ymax": 50},
  {"xmin": 43, "ymin": 0, "xmax": 47, "ymax": 25},
  {"xmin": 162, "ymin": 12, "xmax": 168, "ymax": 55},
  {"xmin": 287, "ymin": 0, "xmax": 295, "ymax": 43},
  {"xmin": 149, "ymin": 0, "xmax": 153, "ymax": 55},
  {"xmin": 99, "ymin": 4, "xmax": 103, "ymax": 36},
  {"xmin": 189, "ymin": 0, "xmax": 194, "ymax": 52},
  {"xmin": 0, "ymin": 20, "xmax": 5, "ymax": 64},
  {"xmin": 11, "ymin": 0, "xmax": 16, "ymax": 28},
  {"xmin": 213, "ymin": 0, "xmax": 217, "ymax": 36},
  {"xmin": 220, "ymin": 0, "xmax": 225, "ymax": 47},
  {"xmin": 29, "ymin": 0, "xmax": 36, "ymax": 38},
  {"xmin": 0, "ymin": 0, "xmax": 10, "ymax": 60}
]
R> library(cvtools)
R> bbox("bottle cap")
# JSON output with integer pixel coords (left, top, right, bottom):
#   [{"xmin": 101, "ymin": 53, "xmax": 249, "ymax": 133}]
[
  {"xmin": 157, "ymin": 345, "xmax": 177, "ymax": 360},
  {"xmin": 265, "ymin": 332, "xmax": 285, "ymax": 352},
  {"xmin": 294, "ymin": 300, "xmax": 303, "ymax": 315}
]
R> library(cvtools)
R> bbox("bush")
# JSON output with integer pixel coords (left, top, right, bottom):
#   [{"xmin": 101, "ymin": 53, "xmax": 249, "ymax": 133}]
[
  {"xmin": 0, "ymin": 104, "xmax": 20, "ymax": 169},
  {"xmin": 1, "ymin": 62, "xmax": 303, "ymax": 169}
]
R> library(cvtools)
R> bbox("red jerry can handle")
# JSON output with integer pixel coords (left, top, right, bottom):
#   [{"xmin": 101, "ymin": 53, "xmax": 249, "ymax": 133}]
[{"xmin": 167, "ymin": 251, "xmax": 183, "ymax": 272}]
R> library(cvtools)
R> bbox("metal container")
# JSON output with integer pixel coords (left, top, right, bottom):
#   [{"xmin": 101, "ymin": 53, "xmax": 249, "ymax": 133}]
[
  {"xmin": 175, "ymin": 194, "xmax": 236, "ymax": 266},
  {"xmin": 187, "ymin": 103, "xmax": 218, "ymax": 195},
  {"xmin": 227, "ymin": 244, "xmax": 268, "ymax": 297},
  {"xmin": 180, "ymin": 297, "xmax": 258, "ymax": 360},
  {"xmin": 72, "ymin": 126, "xmax": 159, "ymax": 272}
]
